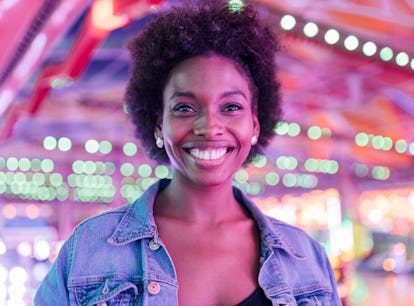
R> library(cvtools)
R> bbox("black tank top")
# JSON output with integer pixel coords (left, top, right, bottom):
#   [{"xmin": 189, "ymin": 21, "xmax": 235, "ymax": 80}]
[{"xmin": 236, "ymin": 287, "xmax": 272, "ymax": 306}]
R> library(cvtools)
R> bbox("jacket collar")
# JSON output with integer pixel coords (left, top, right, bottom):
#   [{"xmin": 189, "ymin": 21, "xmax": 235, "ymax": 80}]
[
  {"xmin": 233, "ymin": 187, "xmax": 305, "ymax": 259},
  {"xmin": 107, "ymin": 180, "xmax": 164, "ymax": 245},
  {"xmin": 108, "ymin": 179, "xmax": 304, "ymax": 259}
]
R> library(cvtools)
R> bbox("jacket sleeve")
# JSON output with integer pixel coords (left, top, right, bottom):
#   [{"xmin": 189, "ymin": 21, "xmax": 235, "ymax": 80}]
[{"xmin": 34, "ymin": 235, "xmax": 73, "ymax": 305}]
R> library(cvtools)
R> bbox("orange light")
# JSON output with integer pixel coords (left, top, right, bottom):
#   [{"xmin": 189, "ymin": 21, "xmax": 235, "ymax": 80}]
[
  {"xmin": 91, "ymin": 0, "xmax": 129, "ymax": 31},
  {"xmin": 3, "ymin": 204, "xmax": 17, "ymax": 219},
  {"xmin": 26, "ymin": 204, "xmax": 40, "ymax": 219},
  {"xmin": 383, "ymin": 258, "xmax": 396, "ymax": 272}
]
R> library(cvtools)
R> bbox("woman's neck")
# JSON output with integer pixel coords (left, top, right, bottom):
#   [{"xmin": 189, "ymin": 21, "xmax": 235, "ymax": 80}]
[{"xmin": 154, "ymin": 175, "xmax": 247, "ymax": 225}]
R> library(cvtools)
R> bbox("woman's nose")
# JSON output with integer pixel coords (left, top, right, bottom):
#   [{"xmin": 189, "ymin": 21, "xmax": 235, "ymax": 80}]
[{"xmin": 193, "ymin": 112, "xmax": 224, "ymax": 137}]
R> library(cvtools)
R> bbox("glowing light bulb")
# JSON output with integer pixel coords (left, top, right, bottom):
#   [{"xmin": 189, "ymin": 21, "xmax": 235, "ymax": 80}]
[
  {"xmin": 395, "ymin": 52, "xmax": 409, "ymax": 66},
  {"xmin": 280, "ymin": 15, "xmax": 296, "ymax": 31},
  {"xmin": 344, "ymin": 35, "xmax": 359, "ymax": 51},
  {"xmin": 379, "ymin": 47, "xmax": 393, "ymax": 61},
  {"xmin": 303, "ymin": 22, "xmax": 318, "ymax": 38},
  {"xmin": 324, "ymin": 29, "xmax": 340, "ymax": 45},
  {"xmin": 362, "ymin": 41, "xmax": 377, "ymax": 56}
]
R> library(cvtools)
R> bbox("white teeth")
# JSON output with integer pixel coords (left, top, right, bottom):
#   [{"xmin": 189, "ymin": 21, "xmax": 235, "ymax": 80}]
[{"xmin": 189, "ymin": 148, "xmax": 227, "ymax": 160}]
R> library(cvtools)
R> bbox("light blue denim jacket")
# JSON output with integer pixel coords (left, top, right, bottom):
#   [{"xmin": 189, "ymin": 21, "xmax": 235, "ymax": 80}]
[{"xmin": 35, "ymin": 179, "xmax": 342, "ymax": 305}]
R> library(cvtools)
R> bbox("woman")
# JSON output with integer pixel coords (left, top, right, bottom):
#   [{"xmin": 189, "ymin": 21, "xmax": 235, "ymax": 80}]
[{"xmin": 35, "ymin": 0, "xmax": 342, "ymax": 305}]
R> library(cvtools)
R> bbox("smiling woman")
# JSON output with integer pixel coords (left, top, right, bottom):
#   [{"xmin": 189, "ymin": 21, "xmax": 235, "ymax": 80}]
[{"xmin": 35, "ymin": 0, "xmax": 342, "ymax": 305}]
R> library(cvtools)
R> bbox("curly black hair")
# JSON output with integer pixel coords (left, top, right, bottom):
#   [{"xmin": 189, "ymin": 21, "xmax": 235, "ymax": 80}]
[{"xmin": 125, "ymin": 0, "xmax": 281, "ymax": 164}]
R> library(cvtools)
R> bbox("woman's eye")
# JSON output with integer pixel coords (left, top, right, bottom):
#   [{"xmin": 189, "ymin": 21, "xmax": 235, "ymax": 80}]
[
  {"xmin": 223, "ymin": 103, "xmax": 243, "ymax": 112},
  {"xmin": 173, "ymin": 104, "xmax": 196, "ymax": 113}
]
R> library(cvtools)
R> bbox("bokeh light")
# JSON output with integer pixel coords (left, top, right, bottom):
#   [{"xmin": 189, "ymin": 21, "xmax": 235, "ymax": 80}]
[
  {"xmin": 303, "ymin": 22, "xmax": 318, "ymax": 38},
  {"xmin": 324, "ymin": 29, "xmax": 340, "ymax": 45},
  {"xmin": 344, "ymin": 35, "xmax": 359, "ymax": 51},
  {"xmin": 280, "ymin": 15, "xmax": 296, "ymax": 31}
]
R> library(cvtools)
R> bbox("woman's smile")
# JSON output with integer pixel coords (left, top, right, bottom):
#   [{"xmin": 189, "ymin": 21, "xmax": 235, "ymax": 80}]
[
  {"xmin": 188, "ymin": 147, "xmax": 228, "ymax": 161},
  {"xmin": 183, "ymin": 141, "xmax": 234, "ymax": 164}
]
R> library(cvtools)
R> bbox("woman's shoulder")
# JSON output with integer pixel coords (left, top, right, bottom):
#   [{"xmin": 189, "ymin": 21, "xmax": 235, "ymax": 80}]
[
  {"xmin": 262, "ymin": 215, "xmax": 327, "ymax": 256},
  {"xmin": 75, "ymin": 203, "xmax": 134, "ymax": 230},
  {"xmin": 265, "ymin": 216, "xmax": 310, "ymax": 236}
]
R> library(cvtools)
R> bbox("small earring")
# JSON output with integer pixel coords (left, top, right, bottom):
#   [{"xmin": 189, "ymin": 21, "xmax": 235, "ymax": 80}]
[
  {"xmin": 156, "ymin": 137, "xmax": 164, "ymax": 148},
  {"xmin": 251, "ymin": 135, "xmax": 258, "ymax": 145}
]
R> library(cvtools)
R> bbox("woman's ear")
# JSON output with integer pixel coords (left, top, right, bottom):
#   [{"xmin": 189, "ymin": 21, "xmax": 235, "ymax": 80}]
[
  {"xmin": 252, "ymin": 114, "xmax": 260, "ymax": 144},
  {"xmin": 154, "ymin": 118, "xmax": 163, "ymax": 147}
]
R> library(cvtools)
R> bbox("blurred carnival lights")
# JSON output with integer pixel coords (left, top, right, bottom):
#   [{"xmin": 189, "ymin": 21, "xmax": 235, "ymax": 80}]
[{"xmin": 278, "ymin": 14, "xmax": 414, "ymax": 72}]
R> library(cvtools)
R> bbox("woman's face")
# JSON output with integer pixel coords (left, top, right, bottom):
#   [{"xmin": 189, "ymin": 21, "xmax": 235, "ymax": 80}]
[{"xmin": 156, "ymin": 55, "xmax": 259, "ymax": 187}]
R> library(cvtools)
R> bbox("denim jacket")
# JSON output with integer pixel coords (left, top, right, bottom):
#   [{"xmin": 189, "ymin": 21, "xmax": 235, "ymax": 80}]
[{"xmin": 35, "ymin": 179, "xmax": 342, "ymax": 305}]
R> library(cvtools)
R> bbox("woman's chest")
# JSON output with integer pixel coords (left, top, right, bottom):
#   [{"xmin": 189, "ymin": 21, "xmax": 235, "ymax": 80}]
[{"xmin": 158, "ymin": 220, "xmax": 261, "ymax": 305}]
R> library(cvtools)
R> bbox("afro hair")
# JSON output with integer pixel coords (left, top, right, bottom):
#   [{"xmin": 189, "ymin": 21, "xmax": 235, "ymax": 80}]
[{"xmin": 125, "ymin": 0, "xmax": 281, "ymax": 164}]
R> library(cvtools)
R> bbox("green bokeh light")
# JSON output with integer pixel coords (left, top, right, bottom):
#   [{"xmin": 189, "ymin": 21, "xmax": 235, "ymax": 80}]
[
  {"xmin": 6, "ymin": 157, "xmax": 18, "ymax": 171},
  {"xmin": 234, "ymin": 169, "xmax": 248, "ymax": 183},
  {"xmin": 99, "ymin": 140, "xmax": 112, "ymax": 154},
  {"xmin": 274, "ymin": 121, "xmax": 288, "ymax": 135},
  {"xmin": 265, "ymin": 172, "xmax": 279, "ymax": 186},
  {"xmin": 31, "ymin": 159, "xmax": 42, "ymax": 172},
  {"xmin": 43, "ymin": 136, "xmax": 57, "ymax": 151},
  {"xmin": 56, "ymin": 186, "xmax": 69, "ymax": 201},
  {"xmin": 228, "ymin": 0, "xmax": 244, "ymax": 13},
  {"xmin": 14, "ymin": 172, "xmax": 26, "ymax": 183},
  {"xmin": 287, "ymin": 122, "xmax": 301, "ymax": 137},
  {"xmin": 138, "ymin": 164, "xmax": 152, "ymax": 177},
  {"xmin": 41, "ymin": 159, "xmax": 54, "ymax": 173},
  {"xmin": 50, "ymin": 173, "xmax": 63, "ymax": 187},
  {"xmin": 155, "ymin": 165, "xmax": 169, "ymax": 179},
  {"xmin": 307, "ymin": 126, "xmax": 322, "ymax": 140},
  {"xmin": 303, "ymin": 22, "xmax": 318, "ymax": 38},
  {"xmin": 371, "ymin": 135, "xmax": 384, "ymax": 150},
  {"xmin": 72, "ymin": 160, "xmax": 84, "ymax": 174},
  {"xmin": 395, "ymin": 139, "xmax": 407, "ymax": 153},
  {"xmin": 372, "ymin": 166, "xmax": 390, "ymax": 180},
  {"xmin": 304, "ymin": 158, "xmax": 318, "ymax": 172},
  {"xmin": 282, "ymin": 173, "xmax": 297, "ymax": 187},
  {"xmin": 32, "ymin": 173, "xmax": 45, "ymax": 186},
  {"xmin": 123, "ymin": 142, "xmax": 138, "ymax": 156},
  {"xmin": 120, "ymin": 163, "xmax": 135, "ymax": 177},
  {"xmin": 18, "ymin": 158, "xmax": 31, "ymax": 172},
  {"xmin": 58, "ymin": 137, "xmax": 72, "ymax": 152},
  {"xmin": 280, "ymin": 15, "xmax": 296, "ymax": 31},
  {"xmin": 382, "ymin": 137, "xmax": 393, "ymax": 151},
  {"xmin": 252, "ymin": 155, "xmax": 267, "ymax": 168},
  {"xmin": 84, "ymin": 161, "xmax": 97, "ymax": 175},
  {"xmin": 344, "ymin": 35, "xmax": 359, "ymax": 51},
  {"xmin": 362, "ymin": 41, "xmax": 377, "ymax": 56},
  {"xmin": 324, "ymin": 29, "xmax": 340, "ymax": 45},
  {"xmin": 379, "ymin": 46, "xmax": 393, "ymax": 61},
  {"xmin": 297, "ymin": 174, "xmax": 318, "ymax": 188},
  {"xmin": 85, "ymin": 139, "xmax": 99, "ymax": 154},
  {"xmin": 5, "ymin": 172, "xmax": 14, "ymax": 185},
  {"xmin": 355, "ymin": 132, "xmax": 369, "ymax": 146},
  {"xmin": 246, "ymin": 182, "xmax": 261, "ymax": 196},
  {"xmin": 396, "ymin": 52, "xmax": 409, "ymax": 66}
]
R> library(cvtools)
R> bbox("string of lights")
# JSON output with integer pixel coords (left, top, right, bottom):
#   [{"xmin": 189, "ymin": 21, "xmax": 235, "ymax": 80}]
[{"xmin": 276, "ymin": 13, "xmax": 414, "ymax": 73}]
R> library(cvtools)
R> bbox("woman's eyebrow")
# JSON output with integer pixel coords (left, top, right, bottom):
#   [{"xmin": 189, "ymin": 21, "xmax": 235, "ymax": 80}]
[
  {"xmin": 221, "ymin": 90, "xmax": 247, "ymax": 100},
  {"xmin": 169, "ymin": 91, "xmax": 195, "ymax": 101},
  {"xmin": 169, "ymin": 90, "xmax": 247, "ymax": 101}
]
